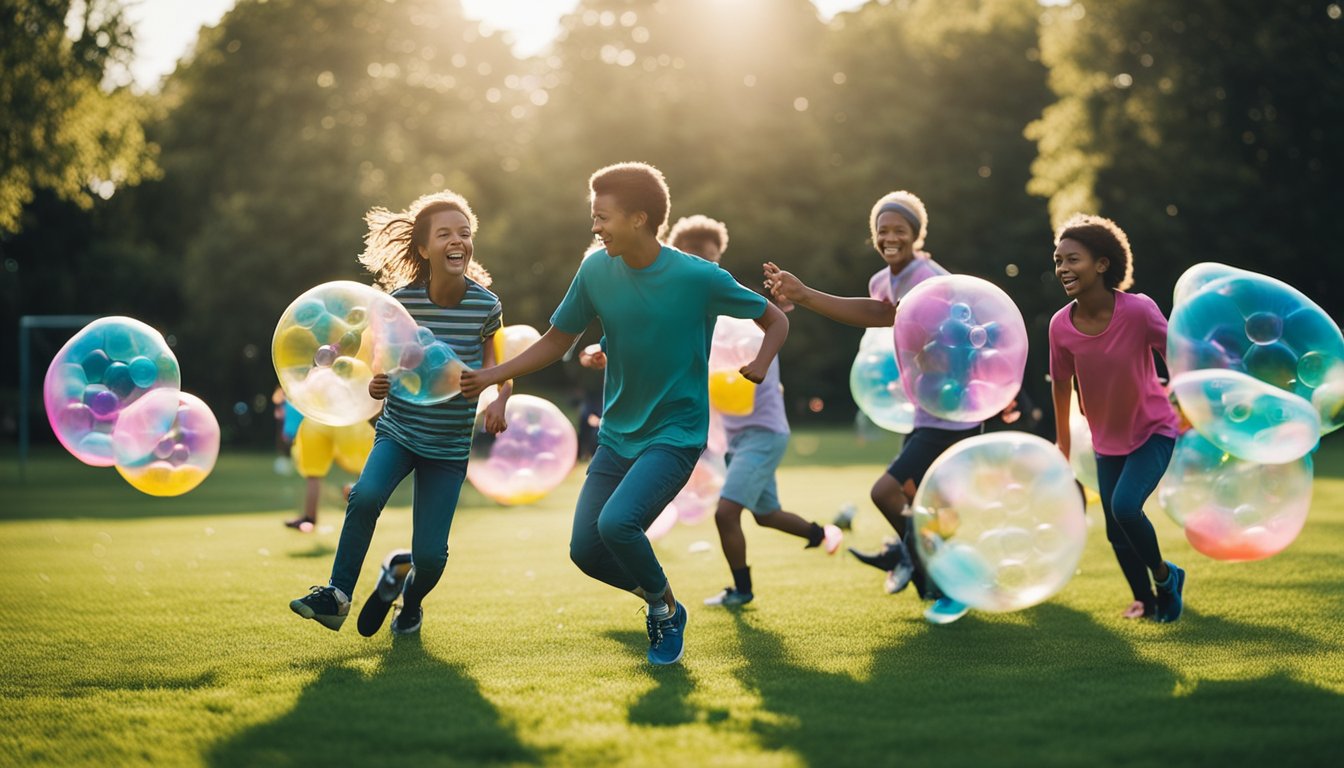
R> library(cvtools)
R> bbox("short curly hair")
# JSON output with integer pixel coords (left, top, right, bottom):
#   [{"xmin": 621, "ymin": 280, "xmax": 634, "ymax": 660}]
[
  {"xmin": 358, "ymin": 190, "xmax": 491, "ymax": 291},
  {"xmin": 667, "ymin": 214, "xmax": 729, "ymax": 256},
  {"xmin": 589, "ymin": 162, "xmax": 671, "ymax": 237},
  {"xmin": 1054, "ymin": 213, "xmax": 1133, "ymax": 291}
]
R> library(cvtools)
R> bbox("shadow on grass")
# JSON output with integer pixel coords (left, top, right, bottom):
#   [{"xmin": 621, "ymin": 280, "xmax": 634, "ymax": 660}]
[
  {"xmin": 207, "ymin": 638, "xmax": 540, "ymax": 767},
  {"xmin": 728, "ymin": 604, "xmax": 1344, "ymax": 767},
  {"xmin": 602, "ymin": 628, "xmax": 733, "ymax": 729}
]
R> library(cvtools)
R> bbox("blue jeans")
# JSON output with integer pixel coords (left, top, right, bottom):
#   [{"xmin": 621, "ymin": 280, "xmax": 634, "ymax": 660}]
[
  {"xmin": 570, "ymin": 443, "xmax": 701, "ymax": 600},
  {"xmin": 329, "ymin": 435, "xmax": 467, "ymax": 601},
  {"xmin": 1095, "ymin": 433, "xmax": 1176, "ymax": 602}
]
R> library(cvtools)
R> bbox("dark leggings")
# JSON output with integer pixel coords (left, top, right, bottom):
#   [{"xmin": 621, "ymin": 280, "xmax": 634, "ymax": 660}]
[{"xmin": 1094, "ymin": 433, "xmax": 1175, "ymax": 603}]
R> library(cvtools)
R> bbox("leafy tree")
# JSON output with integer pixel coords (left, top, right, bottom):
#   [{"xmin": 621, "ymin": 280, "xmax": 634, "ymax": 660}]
[
  {"xmin": 0, "ymin": 0, "xmax": 157, "ymax": 234},
  {"xmin": 139, "ymin": 0, "xmax": 525, "ymax": 437},
  {"xmin": 1028, "ymin": 0, "xmax": 1344, "ymax": 317}
]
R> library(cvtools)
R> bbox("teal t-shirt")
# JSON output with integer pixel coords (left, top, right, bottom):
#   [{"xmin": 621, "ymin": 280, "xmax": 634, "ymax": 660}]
[{"xmin": 551, "ymin": 245, "xmax": 768, "ymax": 458}]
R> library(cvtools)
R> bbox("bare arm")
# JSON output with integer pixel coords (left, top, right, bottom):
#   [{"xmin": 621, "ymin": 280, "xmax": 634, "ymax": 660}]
[
  {"xmin": 1052, "ymin": 377, "xmax": 1073, "ymax": 460},
  {"xmin": 740, "ymin": 301, "xmax": 789, "ymax": 383},
  {"xmin": 763, "ymin": 261, "xmax": 895, "ymax": 328},
  {"xmin": 461, "ymin": 326, "xmax": 578, "ymax": 398}
]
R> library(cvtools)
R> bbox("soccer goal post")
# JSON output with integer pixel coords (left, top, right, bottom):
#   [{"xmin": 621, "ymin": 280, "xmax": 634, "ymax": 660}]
[{"xmin": 17, "ymin": 315, "xmax": 98, "ymax": 480}]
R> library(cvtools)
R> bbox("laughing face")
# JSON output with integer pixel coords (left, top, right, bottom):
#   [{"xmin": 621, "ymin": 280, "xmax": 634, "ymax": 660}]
[
  {"xmin": 590, "ymin": 193, "xmax": 645, "ymax": 258},
  {"xmin": 418, "ymin": 208, "xmax": 473, "ymax": 280},
  {"xmin": 873, "ymin": 210, "xmax": 917, "ymax": 273},
  {"xmin": 1053, "ymin": 237, "xmax": 1107, "ymax": 298}
]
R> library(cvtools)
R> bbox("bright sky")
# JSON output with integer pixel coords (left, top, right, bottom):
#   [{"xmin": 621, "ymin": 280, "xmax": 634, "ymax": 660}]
[{"xmin": 122, "ymin": 0, "xmax": 869, "ymax": 89}]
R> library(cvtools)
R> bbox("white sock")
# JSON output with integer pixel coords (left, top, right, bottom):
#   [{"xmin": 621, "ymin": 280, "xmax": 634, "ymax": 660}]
[{"xmin": 647, "ymin": 600, "xmax": 672, "ymax": 620}]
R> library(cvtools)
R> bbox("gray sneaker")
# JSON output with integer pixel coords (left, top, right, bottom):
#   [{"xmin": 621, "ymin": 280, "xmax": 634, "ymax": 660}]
[
  {"xmin": 357, "ymin": 549, "xmax": 413, "ymax": 637},
  {"xmin": 704, "ymin": 587, "xmax": 754, "ymax": 607}
]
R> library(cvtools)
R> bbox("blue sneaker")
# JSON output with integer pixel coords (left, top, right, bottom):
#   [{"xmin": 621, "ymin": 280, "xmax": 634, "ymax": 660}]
[
  {"xmin": 647, "ymin": 603, "xmax": 687, "ymax": 665},
  {"xmin": 1155, "ymin": 562, "xmax": 1185, "ymax": 623},
  {"xmin": 923, "ymin": 597, "xmax": 969, "ymax": 625},
  {"xmin": 704, "ymin": 587, "xmax": 754, "ymax": 607}
]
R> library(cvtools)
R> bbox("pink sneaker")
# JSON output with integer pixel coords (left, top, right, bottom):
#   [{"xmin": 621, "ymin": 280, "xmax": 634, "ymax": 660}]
[{"xmin": 822, "ymin": 524, "xmax": 844, "ymax": 555}]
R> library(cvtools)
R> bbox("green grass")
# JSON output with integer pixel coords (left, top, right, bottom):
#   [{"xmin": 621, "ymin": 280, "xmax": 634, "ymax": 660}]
[{"xmin": 2, "ymin": 429, "xmax": 1343, "ymax": 767}]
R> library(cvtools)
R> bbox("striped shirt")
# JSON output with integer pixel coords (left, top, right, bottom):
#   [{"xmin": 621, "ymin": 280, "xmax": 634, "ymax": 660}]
[{"xmin": 377, "ymin": 279, "xmax": 503, "ymax": 460}]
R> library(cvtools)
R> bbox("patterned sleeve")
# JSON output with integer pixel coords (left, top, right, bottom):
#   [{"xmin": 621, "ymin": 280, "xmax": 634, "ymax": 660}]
[{"xmin": 482, "ymin": 299, "xmax": 503, "ymax": 340}]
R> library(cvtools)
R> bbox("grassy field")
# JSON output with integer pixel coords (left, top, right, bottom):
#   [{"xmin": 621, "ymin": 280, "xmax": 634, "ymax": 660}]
[{"xmin": 2, "ymin": 428, "xmax": 1343, "ymax": 767}]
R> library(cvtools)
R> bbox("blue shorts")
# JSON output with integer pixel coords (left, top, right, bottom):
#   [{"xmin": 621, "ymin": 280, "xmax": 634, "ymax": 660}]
[
  {"xmin": 885, "ymin": 425, "xmax": 984, "ymax": 486},
  {"xmin": 721, "ymin": 427, "xmax": 790, "ymax": 515}
]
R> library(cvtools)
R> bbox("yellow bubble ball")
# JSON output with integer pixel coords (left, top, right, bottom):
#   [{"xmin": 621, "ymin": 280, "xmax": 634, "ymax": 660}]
[{"xmin": 709, "ymin": 371, "xmax": 756, "ymax": 416}]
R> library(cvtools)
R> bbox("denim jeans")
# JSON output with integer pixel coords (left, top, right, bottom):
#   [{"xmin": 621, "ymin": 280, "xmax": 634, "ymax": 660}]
[
  {"xmin": 1095, "ymin": 433, "xmax": 1176, "ymax": 601},
  {"xmin": 569, "ymin": 443, "xmax": 701, "ymax": 599},
  {"xmin": 328, "ymin": 435, "xmax": 467, "ymax": 600}
]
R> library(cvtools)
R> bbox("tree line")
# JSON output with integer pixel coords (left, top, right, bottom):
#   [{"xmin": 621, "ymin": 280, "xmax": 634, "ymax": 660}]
[{"xmin": 3, "ymin": 0, "xmax": 1340, "ymax": 445}]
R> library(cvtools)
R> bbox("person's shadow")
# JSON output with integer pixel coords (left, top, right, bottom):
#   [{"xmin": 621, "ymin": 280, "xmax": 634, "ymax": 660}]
[
  {"xmin": 208, "ymin": 637, "xmax": 539, "ymax": 767},
  {"xmin": 727, "ymin": 604, "xmax": 1344, "ymax": 767}
]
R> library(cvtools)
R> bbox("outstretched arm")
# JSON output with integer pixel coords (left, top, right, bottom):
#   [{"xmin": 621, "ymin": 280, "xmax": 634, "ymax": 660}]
[
  {"xmin": 461, "ymin": 326, "xmax": 579, "ymax": 398},
  {"xmin": 763, "ymin": 262, "xmax": 895, "ymax": 328}
]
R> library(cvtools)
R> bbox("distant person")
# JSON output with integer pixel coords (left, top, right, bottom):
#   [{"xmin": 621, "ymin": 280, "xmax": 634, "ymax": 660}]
[
  {"xmin": 289, "ymin": 189, "xmax": 509, "ymax": 637},
  {"xmin": 461, "ymin": 162, "xmax": 787, "ymax": 665},
  {"xmin": 1049, "ymin": 214, "xmax": 1185, "ymax": 622},
  {"xmin": 284, "ymin": 414, "xmax": 374, "ymax": 532},
  {"xmin": 765, "ymin": 190, "xmax": 995, "ymax": 625}
]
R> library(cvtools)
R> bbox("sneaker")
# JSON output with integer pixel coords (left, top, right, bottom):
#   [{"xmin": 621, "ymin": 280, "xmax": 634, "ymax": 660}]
[
  {"xmin": 853, "ymin": 538, "xmax": 914, "ymax": 594},
  {"xmin": 647, "ymin": 602, "xmax": 687, "ymax": 665},
  {"xmin": 1154, "ymin": 562, "xmax": 1185, "ymax": 623},
  {"xmin": 822, "ymin": 525, "xmax": 844, "ymax": 555},
  {"xmin": 284, "ymin": 516, "xmax": 315, "ymax": 532},
  {"xmin": 391, "ymin": 604, "xmax": 423, "ymax": 635},
  {"xmin": 357, "ymin": 549, "xmax": 414, "ymax": 637},
  {"xmin": 923, "ymin": 597, "xmax": 969, "ymax": 625},
  {"xmin": 290, "ymin": 585, "xmax": 349, "ymax": 631},
  {"xmin": 833, "ymin": 503, "xmax": 858, "ymax": 530},
  {"xmin": 849, "ymin": 537, "xmax": 903, "ymax": 571},
  {"xmin": 704, "ymin": 587, "xmax": 754, "ymax": 607}
]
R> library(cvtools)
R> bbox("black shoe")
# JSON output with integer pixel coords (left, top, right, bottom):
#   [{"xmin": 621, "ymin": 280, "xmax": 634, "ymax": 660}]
[
  {"xmin": 284, "ymin": 516, "xmax": 315, "ymax": 532},
  {"xmin": 357, "ymin": 549, "xmax": 413, "ymax": 637},
  {"xmin": 849, "ymin": 538, "xmax": 906, "ymax": 572},
  {"xmin": 289, "ymin": 585, "xmax": 349, "ymax": 631},
  {"xmin": 391, "ymin": 604, "xmax": 423, "ymax": 635}
]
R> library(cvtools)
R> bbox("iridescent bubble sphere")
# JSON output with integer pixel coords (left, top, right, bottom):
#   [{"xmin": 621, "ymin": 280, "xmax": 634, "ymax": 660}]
[
  {"xmin": 849, "ymin": 327, "xmax": 914, "ymax": 434},
  {"xmin": 910, "ymin": 432, "xmax": 1086, "ymax": 612},
  {"xmin": 467, "ymin": 390, "xmax": 577, "ymax": 505},
  {"xmin": 112, "ymin": 389, "xmax": 219, "ymax": 496},
  {"xmin": 44, "ymin": 316, "xmax": 181, "ymax": 467},
  {"xmin": 894, "ymin": 275, "xmax": 1028, "ymax": 423},
  {"xmin": 1157, "ymin": 429, "xmax": 1313, "ymax": 561}
]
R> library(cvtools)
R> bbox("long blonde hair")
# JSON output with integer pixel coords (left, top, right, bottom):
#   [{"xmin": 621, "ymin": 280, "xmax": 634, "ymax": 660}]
[{"xmin": 359, "ymin": 190, "xmax": 492, "ymax": 291}]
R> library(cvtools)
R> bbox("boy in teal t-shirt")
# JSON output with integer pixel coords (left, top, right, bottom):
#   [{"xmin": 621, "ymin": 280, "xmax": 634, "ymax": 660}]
[{"xmin": 461, "ymin": 162, "xmax": 788, "ymax": 665}]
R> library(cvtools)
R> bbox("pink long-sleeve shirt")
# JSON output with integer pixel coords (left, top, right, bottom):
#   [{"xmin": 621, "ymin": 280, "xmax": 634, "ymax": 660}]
[{"xmin": 1049, "ymin": 291, "xmax": 1180, "ymax": 456}]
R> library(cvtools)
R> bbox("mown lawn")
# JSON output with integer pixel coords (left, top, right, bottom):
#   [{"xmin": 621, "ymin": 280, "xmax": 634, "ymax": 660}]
[{"xmin": 2, "ymin": 429, "xmax": 1342, "ymax": 767}]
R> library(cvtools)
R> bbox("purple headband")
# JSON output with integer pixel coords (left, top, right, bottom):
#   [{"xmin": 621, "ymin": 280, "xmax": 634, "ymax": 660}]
[{"xmin": 875, "ymin": 202, "xmax": 922, "ymax": 239}]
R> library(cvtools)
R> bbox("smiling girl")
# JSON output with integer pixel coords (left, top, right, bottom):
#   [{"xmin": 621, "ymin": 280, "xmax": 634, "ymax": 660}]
[
  {"xmin": 1049, "ymin": 213, "xmax": 1185, "ymax": 623},
  {"xmin": 764, "ymin": 190, "xmax": 984, "ymax": 625},
  {"xmin": 290, "ymin": 190, "xmax": 509, "ymax": 637}
]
